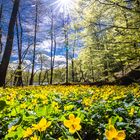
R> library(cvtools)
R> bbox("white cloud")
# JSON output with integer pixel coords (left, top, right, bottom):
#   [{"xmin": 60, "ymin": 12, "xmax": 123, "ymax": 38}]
[
  {"xmin": 23, "ymin": 60, "xmax": 32, "ymax": 65},
  {"xmin": 56, "ymin": 36, "xmax": 65, "ymax": 45},
  {"xmin": 36, "ymin": 40, "xmax": 51, "ymax": 52},
  {"xmin": 55, "ymin": 55, "xmax": 66, "ymax": 62}
]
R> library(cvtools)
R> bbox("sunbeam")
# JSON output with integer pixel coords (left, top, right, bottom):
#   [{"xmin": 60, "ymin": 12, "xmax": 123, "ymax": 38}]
[{"xmin": 51, "ymin": 0, "xmax": 78, "ymax": 16}]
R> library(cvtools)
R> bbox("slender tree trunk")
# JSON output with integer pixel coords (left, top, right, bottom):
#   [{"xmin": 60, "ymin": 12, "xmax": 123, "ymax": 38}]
[
  {"xmin": 65, "ymin": 32, "xmax": 69, "ymax": 84},
  {"xmin": 71, "ymin": 46, "xmax": 75, "ymax": 82},
  {"xmin": 38, "ymin": 55, "xmax": 43, "ymax": 85},
  {"xmin": 91, "ymin": 67, "xmax": 94, "ymax": 82},
  {"xmin": 52, "ymin": 35, "xmax": 56, "ymax": 70},
  {"xmin": 64, "ymin": 17, "xmax": 69, "ymax": 84},
  {"xmin": 41, "ymin": 69, "xmax": 49, "ymax": 84},
  {"xmin": 38, "ymin": 68, "xmax": 42, "ymax": 85},
  {"xmin": 14, "ymin": 14, "xmax": 23, "ymax": 86},
  {"xmin": 51, "ymin": 34, "xmax": 57, "ymax": 84},
  {"xmin": 104, "ymin": 60, "xmax": 109, "ymax": 81},
  {"xmin": 71, "ymin": 29, "xmax": 77, "ymax": 83},
  {"xmin": 29, "ymin": 2, "xmax": 38, "ymax": 85},
  {"xmin": 50, "ymin": 10, "xmax": 54, "ymax": 85},
  {"xmin": 26, "ymin": 69, "xmax": 30, "ymax": 85},
  {"xmin": 89, "ymin": 47, "xmax": 94, "ymax": 82},
  {"xmin": 0, "ymin": 0, "xmax": 20, "ymax": 87}
]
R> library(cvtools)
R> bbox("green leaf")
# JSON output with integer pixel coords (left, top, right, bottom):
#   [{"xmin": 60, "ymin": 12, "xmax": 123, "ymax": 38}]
[
  {"xmin": 0, "ymin": 100, "xmax": 7, "ymax": 111},
  {"xmin": 67, "ymin": 136, "xmax": 76, "ymax": 140},
  {"xmin": 10, "ymin": 109, "xmax": 18, "ymax": 117}
]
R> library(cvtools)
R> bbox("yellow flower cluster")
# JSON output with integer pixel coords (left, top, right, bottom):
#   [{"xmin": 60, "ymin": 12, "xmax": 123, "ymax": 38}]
[
  {"xmin": 23, "ymin": 118, "xmax": 51, "ymax": 138},
  {"xmin": 52, "ymin": 101, "xmax": 59, "ymax": 111},
  {"xmin": 105, "ymin": 125, "xmax": 126, "ymax": 140},
  {"xmin": 23, "ymin": 128, "xmax": 33, "ymax": 138},
  {"xmin": 64, "ymin": 114, "xmax": 81, "ymax": 134},
  {"xmin": 31, "ymin": 135, "xmax": 40, "ymax": 140},
  {"xmin": 32, "ymin": 118, "xmax": 51, "ymax": 132},
  {"xmin": 1, "ymin": 85, "xmax": 139, "ymax": 139},
  {"xmin": 82, "ymin": 98, "xmax": 92, "ymax": 106},
  {"xmin": 129, "ymin": 107, "xmax": 135, "ymax": 117}
]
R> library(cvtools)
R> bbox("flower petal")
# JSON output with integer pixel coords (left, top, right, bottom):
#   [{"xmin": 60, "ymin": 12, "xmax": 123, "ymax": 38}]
[
  {"xmin": 69, "ymin": 127, "xmax": 76, "ymax": 134},
  {"xmin": 116, "ymin": 130, "xmax": 126, "ymax": 140},
  {"xmin": 75, "ymin": 117, "xmax": 81, "ymax": 124},
  {"xmin": 46, "ymin": 121, "xmax": 51, "ymax": 128},
  {"xmin": 105, "ymin": 130, "xmax": 112, "ymax": 140},
  {"xmin": 75, "ymin": 124, "xmax": 81, "ymax": 130},
  {"xmin": 109, "ymin": 125, "xmax": 118, "ymax": 137},
  {"xmin": 39, "ymin": 118, "xmax": 47, "ymax": 126},
  {"xmin": 64, "ymin": 120, "xmax": 71, "ymax": 128},
  {"xmin": 69, "ymin": 114, "xmax": 75, "ymax": 120}
]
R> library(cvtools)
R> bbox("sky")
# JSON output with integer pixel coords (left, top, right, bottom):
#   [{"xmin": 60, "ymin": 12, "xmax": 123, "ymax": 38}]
[{"xmin": 0, "ymin": 0, "xmax": 82, "ymax": 71}]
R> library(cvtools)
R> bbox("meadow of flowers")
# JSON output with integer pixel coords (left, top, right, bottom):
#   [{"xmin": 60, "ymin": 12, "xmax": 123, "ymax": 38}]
[{"xmin": 0, "ymin": 85, "xmax": 140, "ymax": 140}]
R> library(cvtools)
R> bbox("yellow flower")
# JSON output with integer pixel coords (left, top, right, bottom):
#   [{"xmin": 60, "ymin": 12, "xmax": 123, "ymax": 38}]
[
  {"xmin": 31, "ymin": 135, "xmax": 40, "ymax": 140},
  {"xmin": 32, "ymin": 118, "xmax": 51, "ymax": 132},
  {"xmin": 42, "ymin": 99, "xmax": 48, "ymax": 105},
  {"xmin": 129, "ymin": 107, "xmax": 135, "ymax": 117},
  {"xmin": 52, "ymin": 101, "xmax": 59, "ymax": 111},
  {"xmin": 105, "ymin": 125, "xmax": 126, "ymax": 140},
  {"xmin": 32, "ymin": 99, "xmax": 37, "ymax": 105},
  {"xmin": 116, "ymin": 131, "xmax": 126, "ymax": 140},
  {"xmin": 64, "ymin": 114, "xmax": 81, "ymax": 134},
  {"xmin": 82, "ymin": 98, "xmax": 92, "ymax": 106},
  {"xmin": 20, "ymin": 103, "xmax": 26, "ymax": 109},
  {"xmin": 105, "ymin": 125, "xmax": 118, "ymax": 140},
  {"xmin": 23, "ymin": 127, "xmax": 33, "ymax": 138}
]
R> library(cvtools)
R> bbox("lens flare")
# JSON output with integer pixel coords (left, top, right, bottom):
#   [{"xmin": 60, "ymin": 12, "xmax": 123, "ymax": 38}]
[{"xmin": 51, "ymin": 0, "xmax": 78, "ymax": 16}]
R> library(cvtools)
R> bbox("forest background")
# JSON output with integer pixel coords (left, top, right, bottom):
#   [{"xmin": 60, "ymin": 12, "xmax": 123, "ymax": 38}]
[{"xmin": 0, "ymin": 0, "xmax": 140, "ymax": 86}]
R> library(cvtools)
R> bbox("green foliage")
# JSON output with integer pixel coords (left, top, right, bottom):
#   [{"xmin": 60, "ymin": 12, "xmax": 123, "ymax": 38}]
[
  {"xmin": 0, "ymin": 85, "xmax": 139, "ymax": 139},
  {"xmin": 74, "ymin": 0, "xmax": 140, "ymax": 82}
]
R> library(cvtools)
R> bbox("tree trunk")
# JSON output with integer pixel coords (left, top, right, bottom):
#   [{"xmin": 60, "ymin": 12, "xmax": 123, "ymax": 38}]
[
  {"xmin": 64, "ymin": 17, "xmax": 69, "ymax": 84},
  {"xmin": 41, "ymin": 69, "xmax": 49, "ymax": 85},
  {"xmin": 14, "ymin": 14, "xmax": 23, "ymax": 86},
  {"xmin": 71, "ymin": 28, "xmax": 78, "ymax": 83},
  {"xmin": 29, "ymin": 2, "xmax": 38, "ymax": 85},
  {"xmin": 38, "ymin": 54, "xmax": 43, "ymax": 85},
  {"xmin": 13, "ymin": 64, "xmax": 23, "ymax": 86},
  {"xmin": 0, "ymin": 0, "xmax": 20, "ymax": 87},
  {"xmin": 50, "ymin": 10, "xmax": 54, "ymax": 85}
]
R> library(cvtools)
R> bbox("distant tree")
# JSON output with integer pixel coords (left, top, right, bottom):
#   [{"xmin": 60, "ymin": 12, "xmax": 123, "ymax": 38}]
[
  {"xmin": 29, "ymin": 0, "xmax": 39, "ymax": 85},
  {"xmin": 49, "ymin": 9, "xmax": 55, "ymax": 85},
  {"xmin": 63, "ymin": 15, "xmax": 69, "ymax": 84},
  {"xmin": 76, "ymin": 0, "xmax": 140, "ymax": 82},
  {"xmin": 13, "ymin": 12, "xmax": 23, "ymax": 86},
  {"xmin": 71, "ymin": 25, "xmax": 78, "ymax": 83}
]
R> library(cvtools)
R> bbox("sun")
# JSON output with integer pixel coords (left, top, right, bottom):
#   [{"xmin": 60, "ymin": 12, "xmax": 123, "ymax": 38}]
[
  {"xmin": 59, "ymin": 0, "xmax": 72, "ymax": 5},
  {"xmin": 51, "ymin": 0, "xmax": 77, "ymax": 15}
]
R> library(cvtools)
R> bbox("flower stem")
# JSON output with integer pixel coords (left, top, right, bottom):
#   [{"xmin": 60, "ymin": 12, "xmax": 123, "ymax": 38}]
[
  {"xmin": 40, "ymin": 131, "xmax": 43, "ymax": 139},
  {"xmin": 76, "ymin": 131, "xmax": 82, "ymax": 140}
]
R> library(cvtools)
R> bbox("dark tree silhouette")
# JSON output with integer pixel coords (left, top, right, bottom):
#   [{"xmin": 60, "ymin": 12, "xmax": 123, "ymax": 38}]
[
  {"xmin": 29, "ymin": 1, "xmax": 38, "ymax": 85},
  {"xmin": 0, "ymin": 0, "xmax": 20, "ymax": 87}
]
